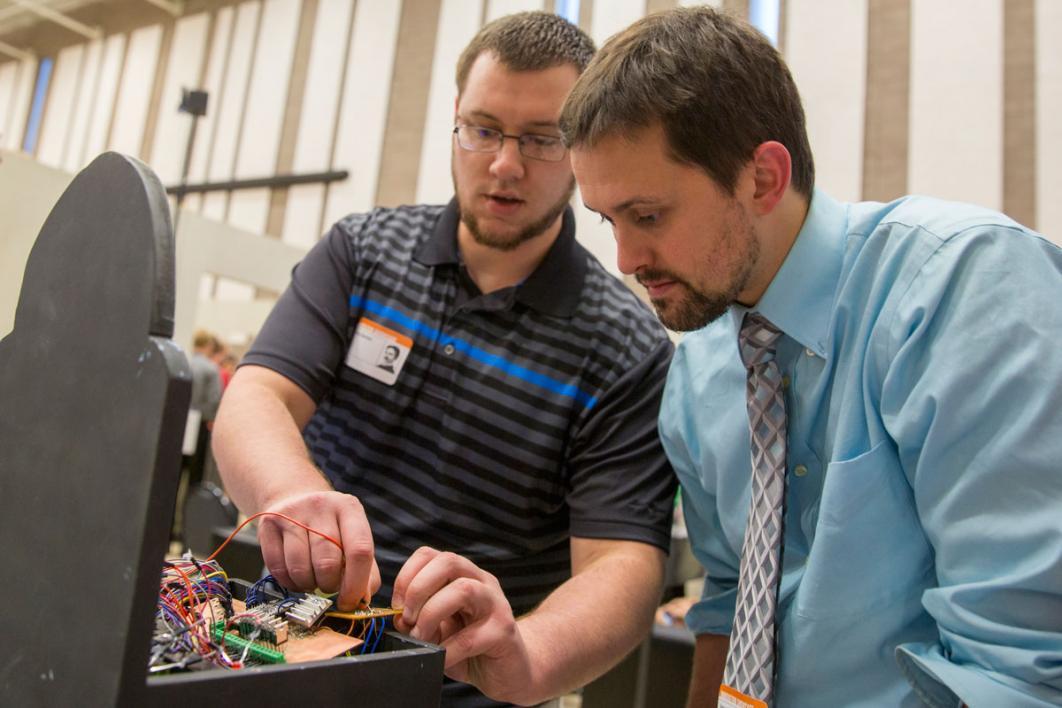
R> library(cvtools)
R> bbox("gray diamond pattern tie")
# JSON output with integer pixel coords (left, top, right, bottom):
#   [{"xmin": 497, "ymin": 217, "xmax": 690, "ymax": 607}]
[{"xmin": 721, "ymin": 312, "xmax": 787, "ymax": 705}]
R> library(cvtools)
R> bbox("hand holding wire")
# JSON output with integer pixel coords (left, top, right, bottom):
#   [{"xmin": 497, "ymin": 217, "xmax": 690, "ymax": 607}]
[
  {"xmin": 392, "ymin": 547, "xmax": 532, "ymax": 699},
  {"xmin": 251, "ymin": 491, "xmax": 380, "ymax": 611}
]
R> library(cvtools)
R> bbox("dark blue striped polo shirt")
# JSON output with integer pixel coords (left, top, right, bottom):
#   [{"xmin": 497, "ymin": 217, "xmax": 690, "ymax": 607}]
[{"xmin": 244, "ymin": 199, "xmax": 676, "ymax": 620}]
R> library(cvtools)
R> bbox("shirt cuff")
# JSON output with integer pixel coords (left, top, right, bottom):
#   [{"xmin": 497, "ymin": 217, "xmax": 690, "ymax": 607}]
[
  {"xmin": 684, "ymin": 587, "xmax": 737, "ymax": 637},
  {"xmin": 896, "ymin": 643, "xmax": 1060, "ymax": 708}
]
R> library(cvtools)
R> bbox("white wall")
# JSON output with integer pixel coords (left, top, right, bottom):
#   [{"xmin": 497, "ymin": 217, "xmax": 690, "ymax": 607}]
[
  {"xmin": 63, "ymin": 38, "xmax": 102, "ymax": 172},
  {"xmin": 570, "ymin": 0, "xmax": 649, "ymax": 278},
  {"xmin": 83, "ymin": 34, "xmax": 126, "ymax": 161},
  {"xmin": 1037, "ymin": 0, "xmax": 1062, "ymax": 245},
  {"xmin": 785, "ymin": 0, "xmax": 867, "ymax": 203},
  {"xmin": 227, "ymin": 0, "xmax": 301, "ymax": 236},
  {"xmin": 318, "ymin": 0, "xmax": 404, "ymax": 231},
  {"xmin": 109, "ymin": 24, "xmax": 163, "ymax": 158},
  {"xmin": 415, "ymin": 0, "xmax": 484, "ymax": 205},
  {"xmin": 150, "ymin": 13, "xmax": 211, "ymax": 185},
  {"xmin": 181, "ymin": 6, "xmax": 235, "ymax": 213},
  {"xmin": 200, "ymin": 0, "xmax": 260, "ymax": 223},
  {"xmin": 908, "ymin": 0, "xmax": 1003, "ymax": 209},
  {"xmin": 0, "ymin": 57, "xmax": 37, "ymax": 150},
  {"xmin": 486, "ymin": 0, "xmax": 543, "ymax": 22},
  {"xmin": 281, "ymin": 0, "xmax": 355, "ymax": 248},
  {"xmin": 36, "ymin": 43, "xmax": 83, "ymax": 167}
]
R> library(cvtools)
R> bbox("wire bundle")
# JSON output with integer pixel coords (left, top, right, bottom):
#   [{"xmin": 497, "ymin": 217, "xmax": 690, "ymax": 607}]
[
  {"xmin": 359, "ymin": 617, "xmax": 388, "ymax": 654},
  {"xmin": 151, "ymin": 558, "xmax": 242, "ymax": 672},
  {"xmin": 150, "ymin": 511, "xmax": 394, "ymax": 673}
]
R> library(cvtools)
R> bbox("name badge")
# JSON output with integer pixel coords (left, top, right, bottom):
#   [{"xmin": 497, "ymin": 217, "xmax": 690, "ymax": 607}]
[
  {"xmin": 718, "ymin": 685, "xmax": 767, "ymax": 708},
  {"xmin": 345, "ymin": 317, "xmax": 412, "ymax": 386}
]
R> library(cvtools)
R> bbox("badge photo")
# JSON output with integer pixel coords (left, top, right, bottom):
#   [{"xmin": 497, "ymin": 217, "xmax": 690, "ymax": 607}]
[{"xmin": 345, "ymin": 317, "xmax": 412, "ymax": 386}]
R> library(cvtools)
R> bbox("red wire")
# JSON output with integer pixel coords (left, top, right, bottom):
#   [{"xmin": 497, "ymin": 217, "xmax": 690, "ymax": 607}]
[{"xmin": 205, "ymin": 510, "xmax": 343, "ymax": 562}]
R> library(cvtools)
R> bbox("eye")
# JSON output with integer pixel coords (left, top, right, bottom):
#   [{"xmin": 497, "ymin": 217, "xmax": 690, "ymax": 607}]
[
  {"xmin": 474, "ymin": 127, "xmax": 497, "ymax": 139},
  {"xmin": 523, "ymin": 134, "xmax": 561, "ymax": 148},
  {"xmin": 635, "ymin": 213, "xmax": 659, "ymax": 225}
]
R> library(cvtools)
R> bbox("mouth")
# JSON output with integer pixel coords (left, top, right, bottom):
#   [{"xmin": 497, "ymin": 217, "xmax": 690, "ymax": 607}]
[
  {"xmin": 485, "ymin": 192, "xmax": 524, "ymax": 205},
  {"xmin": 483, "ymin": 192, "xmax": 525, "ymax": 216},
  {"xmin": 638, "ymin": 277, "xmax": 678, "ymax": 299}
]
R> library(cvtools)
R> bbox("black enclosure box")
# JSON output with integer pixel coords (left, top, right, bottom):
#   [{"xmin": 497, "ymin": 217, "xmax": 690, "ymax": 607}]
[{"xmin": 0, "ymin": 152, "xmax": 445, "ymax": 707}]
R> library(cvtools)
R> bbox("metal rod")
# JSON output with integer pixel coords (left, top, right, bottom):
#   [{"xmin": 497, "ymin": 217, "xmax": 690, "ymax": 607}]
[
  {"xmin": 166, "ymin": 170, "xmax": 349, "ymax": 197},
  {"xmin": 172, "ymin": 113, "xmax": 200, "ymax": 236}
]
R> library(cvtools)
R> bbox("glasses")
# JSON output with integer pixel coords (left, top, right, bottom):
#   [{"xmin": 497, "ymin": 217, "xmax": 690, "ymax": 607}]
[{"xmin": 453, "ymin": 125, "xmax": 567, "ymax": 162}]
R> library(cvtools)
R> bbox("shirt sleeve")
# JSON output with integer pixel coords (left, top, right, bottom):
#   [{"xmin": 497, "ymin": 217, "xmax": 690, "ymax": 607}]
[
  {"xmin": 241, "ymin": 217, "xmax": 362, "ymax": 403},
  {"xmin": 882, "ymin": 227, "xmax": 1062, "ymax": 706},
  {"xmin": 565, "ymin": 336, "xmax": 678, "ymax": 553}
]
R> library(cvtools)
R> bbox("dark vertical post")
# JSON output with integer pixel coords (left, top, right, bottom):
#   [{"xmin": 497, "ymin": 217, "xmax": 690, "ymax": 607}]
[{"xmin": 175, "ymin": 88, "xmax": 209, "ymax": 235}]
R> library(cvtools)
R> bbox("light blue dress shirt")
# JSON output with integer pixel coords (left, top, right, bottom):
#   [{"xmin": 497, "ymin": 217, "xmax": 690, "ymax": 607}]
[{"xmin": 660, "ymin": 190, "xmax": 1062, "ymax": 707}]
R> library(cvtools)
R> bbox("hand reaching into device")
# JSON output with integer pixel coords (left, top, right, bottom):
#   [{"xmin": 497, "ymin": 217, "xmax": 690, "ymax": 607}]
[
  {"xmin": 392, "ymin": 547, "xmax": 535, "ymax": 702},
  {"xmin": 256, "ymin": 490, "xmax": 380, "ymax": 611}
]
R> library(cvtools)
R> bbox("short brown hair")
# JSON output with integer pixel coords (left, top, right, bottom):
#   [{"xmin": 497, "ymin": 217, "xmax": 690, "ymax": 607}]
[
  {"xmin": 456, "ymin": 11, "xmax": 596, "ymax": 94},
  {"xmin": 193, "ymin": 329, "xmax": 220, "ymax": 354},
  {"xmin": 560, "ymin": 7, "xmax": 814, "ymax": 197}
]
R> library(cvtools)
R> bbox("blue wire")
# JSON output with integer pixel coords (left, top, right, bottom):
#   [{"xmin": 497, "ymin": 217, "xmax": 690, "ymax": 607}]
[
  {"xmin": 360, "ymin": 619, "xmax": 376, "ymax": 654},
  {"xmin": 247, "ymin": 574, "xmax": 281, "ymax": 607},
  {"xmin": 370, "ymin": 617, "xmax": 387, "ymax": 653}
]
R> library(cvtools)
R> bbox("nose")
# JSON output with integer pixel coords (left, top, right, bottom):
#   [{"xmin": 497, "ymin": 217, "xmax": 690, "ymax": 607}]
[
  {"xmin": 489, "ymin": 136, "xmax": 526, "ymax": 182},
  {"xmin": 614, "ymin": 226, "xmax": 649, "ymax": 276}
]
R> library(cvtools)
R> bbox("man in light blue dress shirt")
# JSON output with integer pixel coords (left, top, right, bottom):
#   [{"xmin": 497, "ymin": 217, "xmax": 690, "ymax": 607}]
[{"xmin": 561, "ymin": 6, "xmax": 1062, "ymax": 707}]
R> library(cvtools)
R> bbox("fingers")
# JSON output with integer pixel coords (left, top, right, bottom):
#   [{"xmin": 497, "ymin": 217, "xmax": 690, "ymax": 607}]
[
  {"xmin": 368, "ymin": 559, "xmax": 381, "ymax": 600},
  {"xmin": 258, "ymin": 518, "xmax": 297, "ymax": 590},
  {"xmin": 253, "ymin": 492, "xmax": 375, "ymax": 604},
  {"xmin": 410, "ymin": 576, "xmax": 495, "ymax": 645},
  {"xmin": 393, "ymin": 549, "xmax": 513, "ymax": 658},
  {"xmin": 335, "ymin": 495, "xmax": 375, "ymax": 610},
  {"xmin": 392, "ymin": 546, "xmax": 442, "ymax": 616},
  {"xmin": 439, "ymin": 612, "xmax": 514, "ymax": 671}
]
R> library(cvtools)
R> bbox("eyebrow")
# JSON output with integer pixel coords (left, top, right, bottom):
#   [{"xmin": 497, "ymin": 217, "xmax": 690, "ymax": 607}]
[
  {"xmin": 462, "ymin": 110, "xmax": 560, "ymax": 131},
  {"xmin": 585, "ymin": 196, "xmax": 660, "ymax": 216}
]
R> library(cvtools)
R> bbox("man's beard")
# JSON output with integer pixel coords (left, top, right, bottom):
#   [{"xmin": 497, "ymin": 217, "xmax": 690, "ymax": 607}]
[
  {"xmin": 639, "ymin": 212, "xmax": 759, "ymax": 332},
  {"xmin": 457, "ymin": 176, "xmax": 576, "ymax": 252}
]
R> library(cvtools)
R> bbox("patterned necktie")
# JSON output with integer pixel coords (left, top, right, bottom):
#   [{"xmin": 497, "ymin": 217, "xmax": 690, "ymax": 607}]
[{"xmin": 721, "ymin": 312, "xmax": 787, "ymax": 706}]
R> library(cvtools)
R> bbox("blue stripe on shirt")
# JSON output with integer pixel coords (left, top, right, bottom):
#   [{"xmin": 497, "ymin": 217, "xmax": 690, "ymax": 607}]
[{"xmin": 350, "ymin": 294, "xmax": 599, "ymax": 409}]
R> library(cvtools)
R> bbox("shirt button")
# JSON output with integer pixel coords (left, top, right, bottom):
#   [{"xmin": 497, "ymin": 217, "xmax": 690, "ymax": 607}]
[
  {"xmin": 443, "ymin": 344, "xmax": 455, "ymax": 355},
  {"xmin": 793, "ymin": 464, "xmax": 808, "ymax": 477},
  {"xmin": 805, "ymin": 348, "xmax": 816, "ymax": 357},
  {"xmin": 782, "ymin": 375, "xmax": 791, "ymax": 388}
]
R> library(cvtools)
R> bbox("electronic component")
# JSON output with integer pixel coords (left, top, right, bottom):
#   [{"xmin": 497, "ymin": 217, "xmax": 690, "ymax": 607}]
[
  {"xmin": 233, "ymin": 605, "xmax": 289, "ymax": 647},
  {"xmin": 212, "ymin": 624, "xmax": 287, "ymax": 664},
  {"xmin": 283, "ymin": 594, "xmax": 333, "ymax": 628}
]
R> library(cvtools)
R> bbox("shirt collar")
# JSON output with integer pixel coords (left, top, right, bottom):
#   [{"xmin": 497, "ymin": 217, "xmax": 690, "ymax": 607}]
[
  {"xmin": 730, "ymin": 188, "xmax": 847, "ymax": 357},
  {"xmin": 413, "ymin": 198, "xmax": 587, "ymax": 318},
  {"xmin": 413, "ymin": 198, "xmax": 463, "ymax": 266}
]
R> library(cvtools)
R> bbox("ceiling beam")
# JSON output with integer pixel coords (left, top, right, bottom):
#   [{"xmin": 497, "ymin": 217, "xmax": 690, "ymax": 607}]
[
  {"xmin": 0, "ymin": 4, "xmax": 26, "ymax": 22},
  {"xmin": 0, "ymin": 38, "xmax": 36, "ymax": 61},
  {"xmin": 10, "ymin": 0, "xmax": 104, "ymax": 40},
  {"xmin": 143, "ymin": 0, "xmax": 183, "ymax": 16}
]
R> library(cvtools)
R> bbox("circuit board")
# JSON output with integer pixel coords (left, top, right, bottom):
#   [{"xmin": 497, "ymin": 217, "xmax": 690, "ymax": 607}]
[{"xmin": 150, "ymin": 556, "xmax": 401, "ymax": 674}]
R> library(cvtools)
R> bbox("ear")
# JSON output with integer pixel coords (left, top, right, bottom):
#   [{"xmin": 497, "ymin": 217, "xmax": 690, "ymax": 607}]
[{"xmin": 749, "ymin": 141, "xmax": 791, "ymax": 216}]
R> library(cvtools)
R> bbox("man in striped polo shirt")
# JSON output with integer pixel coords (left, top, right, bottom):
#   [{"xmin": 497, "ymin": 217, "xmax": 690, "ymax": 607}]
[{"xmin": 213, "ymin": 12, "xmax": 676, "ymax": 707}]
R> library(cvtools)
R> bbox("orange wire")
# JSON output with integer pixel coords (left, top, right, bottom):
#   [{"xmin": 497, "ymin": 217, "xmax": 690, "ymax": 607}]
[{"xmin": 205, "ymin": 510, "xmax": 344, "ymax": 562}]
